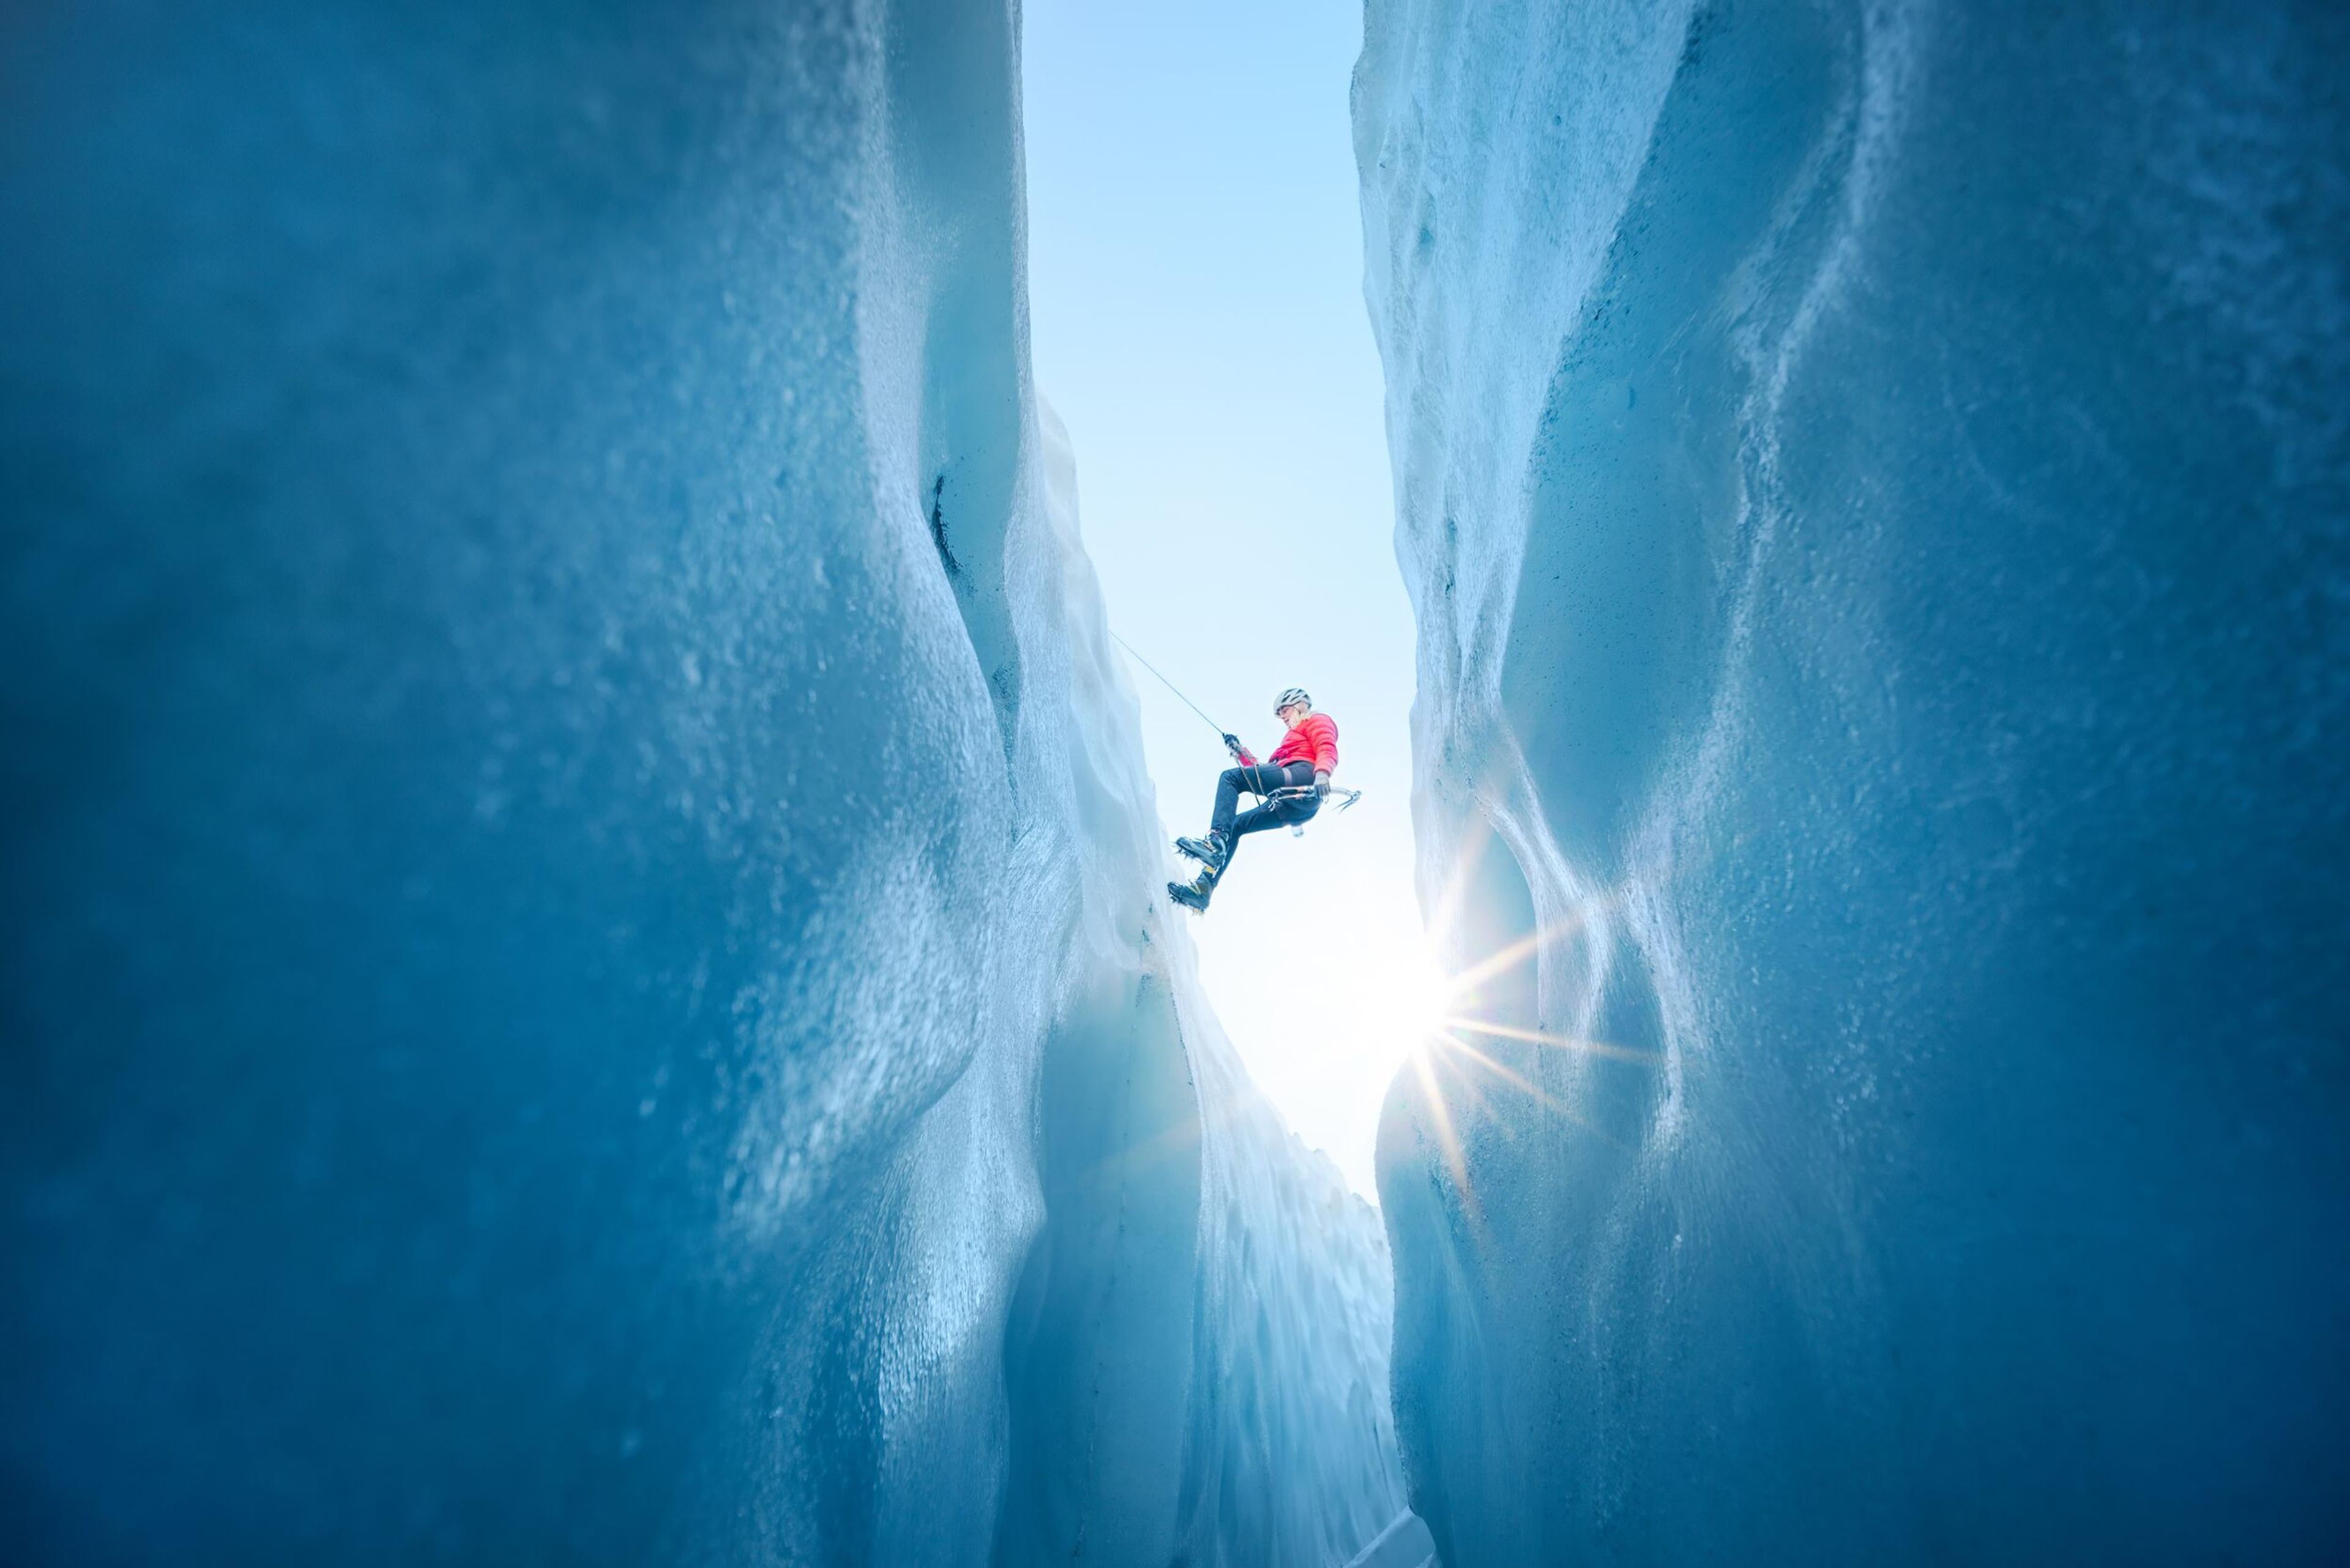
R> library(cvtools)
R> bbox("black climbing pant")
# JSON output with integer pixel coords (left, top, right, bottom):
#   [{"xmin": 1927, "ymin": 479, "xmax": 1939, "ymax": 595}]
[{"xmin": 1207, "ymin": 760, "xmax": 1319, "ymax": 878}]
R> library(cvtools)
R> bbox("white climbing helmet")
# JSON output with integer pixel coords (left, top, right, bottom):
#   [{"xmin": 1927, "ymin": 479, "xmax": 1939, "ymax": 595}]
[{"xmin": 1274, "ymin": 687, "xmax": 1312, "ymax": 715}]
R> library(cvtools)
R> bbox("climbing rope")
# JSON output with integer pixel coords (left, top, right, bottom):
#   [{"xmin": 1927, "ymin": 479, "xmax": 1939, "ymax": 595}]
[
  {"xmin": 1109, "ymin": 630, "xmax": 1365, "ymax": 833},
  {"xmin": 1108, "ymin": 630, "xmax": 1231, "ymax": 742}
]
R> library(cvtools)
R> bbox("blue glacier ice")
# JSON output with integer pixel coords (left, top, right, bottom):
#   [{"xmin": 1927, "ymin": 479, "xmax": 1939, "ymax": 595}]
[
  {"xmin": 1, "ymin": 2, "xmax": 1402, "ymax": 1562},
  {"xmin": 1357, "ymin": 1, "xmax": 2349, "ymax": 1563}
]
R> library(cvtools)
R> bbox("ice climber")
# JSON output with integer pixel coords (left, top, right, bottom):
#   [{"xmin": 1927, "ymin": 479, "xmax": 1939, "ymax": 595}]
[{"xmin": 1168, "ymin": 687, "xmax": 1338, "ymax": 914}]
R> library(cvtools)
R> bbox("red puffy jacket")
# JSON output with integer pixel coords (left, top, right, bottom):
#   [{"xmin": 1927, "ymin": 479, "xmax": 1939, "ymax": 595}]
[{"xmin": 1239, "ymin": 712, "xmax": 1339, "ymax": 775}]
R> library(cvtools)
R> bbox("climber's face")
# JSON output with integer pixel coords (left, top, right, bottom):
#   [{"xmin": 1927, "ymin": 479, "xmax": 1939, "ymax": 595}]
[{"xmin": 1278, "ymin": 701, "xmax": 1308, "ymax": 728}]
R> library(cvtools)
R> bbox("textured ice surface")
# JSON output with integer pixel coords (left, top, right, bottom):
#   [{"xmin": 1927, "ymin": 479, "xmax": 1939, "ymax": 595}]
[
  {"xmin": 1, "ymin": 2, "xmax": 1398, "ymax": 1562},
  {"xmin": 1357, "ymin": 1, "xmax": 2349, "ymax": 1563}
]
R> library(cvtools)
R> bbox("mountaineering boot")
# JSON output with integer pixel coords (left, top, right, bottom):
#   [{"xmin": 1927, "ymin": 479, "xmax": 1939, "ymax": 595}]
[
  {"xmin": 1174, "ymin": 830, "xmax": 1231, "ymax": 871},
  {"xmin": 1168, "ymin": 867, "xmax": 1217, "ymax": 913}
]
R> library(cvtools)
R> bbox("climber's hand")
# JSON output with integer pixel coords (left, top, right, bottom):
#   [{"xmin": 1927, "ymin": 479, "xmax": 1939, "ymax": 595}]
[
  {"xmin": 1222, "ymin": 733, "xmax": 1244, "ymax": 758},
  {"xmin": 1315, "ymin": 771, "xmax": 1332, "ymax": 799}
]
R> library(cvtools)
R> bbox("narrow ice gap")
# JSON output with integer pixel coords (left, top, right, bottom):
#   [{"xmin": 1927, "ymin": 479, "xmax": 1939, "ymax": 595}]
[
  {"xmin": 10, "ymin": 1, "xmax": 2341, "ymax": 1564},
  {"xmin": 1022, "ymin": 1, "xmax": 1436, "ymax": 1203}
]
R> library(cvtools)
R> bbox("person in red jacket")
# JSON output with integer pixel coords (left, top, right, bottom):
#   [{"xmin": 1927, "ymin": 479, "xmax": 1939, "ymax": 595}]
[{"xmin": 1169, "ymin": 687, "xmax": 1338, "ymax": 913}]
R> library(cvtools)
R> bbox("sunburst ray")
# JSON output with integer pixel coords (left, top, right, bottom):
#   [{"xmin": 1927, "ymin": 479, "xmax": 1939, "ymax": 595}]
[{"xmin": 1440, "ymin": 1014, "xmax": 1656, "ymax": 1064}]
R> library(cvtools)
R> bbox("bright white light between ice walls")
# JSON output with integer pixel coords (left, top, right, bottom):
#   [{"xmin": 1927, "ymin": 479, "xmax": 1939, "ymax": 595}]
[{"xmin": 1188, "ymin": 804, "xmax": 1440, "ymax": 1201}]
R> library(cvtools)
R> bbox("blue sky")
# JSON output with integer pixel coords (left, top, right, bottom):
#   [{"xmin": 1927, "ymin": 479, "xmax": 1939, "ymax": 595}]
[{"xmin": 1021, "ymin": 0, "xmax": 1430, "ymax": 1198}]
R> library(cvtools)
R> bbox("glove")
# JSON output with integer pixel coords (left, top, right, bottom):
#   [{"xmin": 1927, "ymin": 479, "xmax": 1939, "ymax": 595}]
[
  {"xmin": 1223, "ymin": 733, "xmax": 1244, "ymax": 758},
  {"xmin": 1315, "ymin": 771, "xmax": 1331, "ymax": 799}
]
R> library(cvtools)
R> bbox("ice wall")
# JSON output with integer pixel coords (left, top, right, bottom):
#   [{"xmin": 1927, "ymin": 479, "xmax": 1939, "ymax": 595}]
[
  {"xmin": 1, "ymin": 2, "xmax": 1398, "ymax": 1562},
  {"xmin": 1356, "ymin": 1, "xmax": 2349, "ymax": 1563}
]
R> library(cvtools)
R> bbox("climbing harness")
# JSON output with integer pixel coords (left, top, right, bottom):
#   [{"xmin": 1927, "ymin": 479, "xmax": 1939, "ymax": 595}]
[
  {"xmin": 1266, "ymin": 784, "xmax": 1362, "ymax": 812},
  {"xmin": 1266, "ymin": 782, "xmax": 1363, "ymax": 837},
  {"xmin": 1108, "ymin": 630, "xmax": 1365, "ymax": 835}
]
